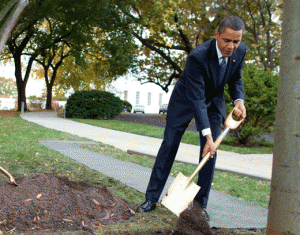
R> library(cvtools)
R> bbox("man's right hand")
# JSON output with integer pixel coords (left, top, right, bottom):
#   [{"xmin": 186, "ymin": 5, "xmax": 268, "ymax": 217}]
[{"xmin": 202, "ymin": 134, "xmax": 216, "ymax": 158}]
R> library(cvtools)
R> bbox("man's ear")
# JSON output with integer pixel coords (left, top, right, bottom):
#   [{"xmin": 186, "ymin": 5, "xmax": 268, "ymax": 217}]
[{"xmin": 214, "ymin": 30, "xmax": 219, "ymax": 40}]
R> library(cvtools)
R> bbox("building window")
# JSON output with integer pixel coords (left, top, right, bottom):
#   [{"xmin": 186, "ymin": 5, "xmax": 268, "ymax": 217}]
[
  {"xmin": 147, "ymin": 92, "xmax": 151, "ymax": 106},
  {"xmin": 159, "ymin": 93, "xmax": 163, "ymax": 106},
  {"xmin": 124, "ymin": 90, "xmax": 128, "ymax": 101},
  {"xmin": 136, "ymin": 91, "xmax": 140, "ymax": 104}
]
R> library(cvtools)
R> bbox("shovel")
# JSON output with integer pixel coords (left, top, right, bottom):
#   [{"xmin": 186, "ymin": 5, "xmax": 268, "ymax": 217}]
[
  {"xmin": 0, "ymin": 165, "xmax": 18, "ymax": 186},
  {"xmin": 161, "ymin": 107, "xmax": 244, "ymax": 216}
]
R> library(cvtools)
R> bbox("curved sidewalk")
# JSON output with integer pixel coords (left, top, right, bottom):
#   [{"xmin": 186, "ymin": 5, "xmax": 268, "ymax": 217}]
[
  {"xmin": 21, "ymin": 112, "xmax": 273, "ymax": 181},
  {"xmin": 21, "ymin": 112, "xmax": 271, "ymax": 229}
]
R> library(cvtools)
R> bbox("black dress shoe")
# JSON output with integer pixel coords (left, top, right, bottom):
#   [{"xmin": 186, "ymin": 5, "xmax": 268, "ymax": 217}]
[
  {"xmin": 136, "ymin": 200, "xmax": 157, "ymax": 213},
  {"xmin": 201, "ymin": 208, "xmax": 210, "ymax": 221}
]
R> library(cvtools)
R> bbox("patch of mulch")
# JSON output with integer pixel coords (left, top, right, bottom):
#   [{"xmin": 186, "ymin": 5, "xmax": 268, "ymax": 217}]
[
  {"xmin": 115, "ymin": 113, "xmax": 197, "ymax": 132},
  {"xmin": 0, "ymin": 173, "xmax": 263, "ymax": 235},
  {"xmin": 0, "ymin": 111, "xmax": 20, "ymax": 117},
  {"xmin": 0, "ymin": 173, "xmax": 135, "ymax": 234},
  {"xmin": 175, "ymin": 201, "xmax": 214, "ymax": 235},
  {"xmin": 0, "ymin": 173, "xmax": 228, "ymax": 235}
]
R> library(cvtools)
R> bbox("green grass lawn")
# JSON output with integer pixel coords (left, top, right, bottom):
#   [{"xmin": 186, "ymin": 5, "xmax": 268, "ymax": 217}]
[
  {"xmin": 0, "ymin": 115, "xmax": 268, "ymax": 234},
  {"xmin": 72, "ymin": 118, "xmax": 273, "ymax": 154}
]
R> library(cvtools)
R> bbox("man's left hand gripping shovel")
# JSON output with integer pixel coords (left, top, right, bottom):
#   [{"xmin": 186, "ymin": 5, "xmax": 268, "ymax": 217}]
[{"xmin": 161, "ymin": 107, "xmax": 244, "ymax": 216}]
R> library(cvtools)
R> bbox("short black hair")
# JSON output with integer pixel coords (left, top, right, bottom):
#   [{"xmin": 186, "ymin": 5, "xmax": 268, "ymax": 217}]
[{"xmin": 218, "ymin": 16, "xmax": 245, "ymax": 34}]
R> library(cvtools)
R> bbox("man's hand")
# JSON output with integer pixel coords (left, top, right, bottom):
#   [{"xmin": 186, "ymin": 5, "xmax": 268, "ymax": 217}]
[
  {"xmin": 234, "ymin": 100, "xmax": 246, "ymax": 120},
  {"xmin": 202, "ymin": 134, "xmax": 215, "ymax": 158}
]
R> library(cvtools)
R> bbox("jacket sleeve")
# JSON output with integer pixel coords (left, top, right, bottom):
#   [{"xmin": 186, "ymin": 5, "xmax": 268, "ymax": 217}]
[{"xmin": 184, "ymin": 54, "xmax": 211, "ymax": 131}]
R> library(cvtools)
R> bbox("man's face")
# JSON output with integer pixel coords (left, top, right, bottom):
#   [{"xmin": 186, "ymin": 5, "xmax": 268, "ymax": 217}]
[{"xmin": 214, "ymin": 28, "xmax": 243, "ymax": 57}]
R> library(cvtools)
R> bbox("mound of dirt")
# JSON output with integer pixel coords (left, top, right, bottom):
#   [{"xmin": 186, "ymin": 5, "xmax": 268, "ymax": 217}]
[
  {"xmin": 0, "ymin": 173, "xmax": 135, "ymax": 234},
  {"xmin": 175, "ymin": 201, "xmax": 214, "ymax": 235}
]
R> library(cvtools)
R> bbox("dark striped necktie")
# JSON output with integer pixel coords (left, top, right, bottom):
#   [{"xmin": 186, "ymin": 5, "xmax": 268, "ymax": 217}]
[{"xmin": 218, "ymin": 56, "xmax": 227, "ymax": 85}]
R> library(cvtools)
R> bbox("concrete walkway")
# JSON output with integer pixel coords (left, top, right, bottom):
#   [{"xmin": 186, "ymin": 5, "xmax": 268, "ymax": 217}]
[{"xmin": 21, "ymin": 112, "xmax": 271, "ymax": 229}]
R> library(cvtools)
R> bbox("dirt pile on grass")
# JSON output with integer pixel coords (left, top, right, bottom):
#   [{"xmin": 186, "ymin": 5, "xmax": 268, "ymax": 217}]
[
  {"xmin": 175, "ymin": 201, "xmax": 214, "ymax": 235},
  {"xmin": 0, "ymin": 173, "xmax": 135, "ymax": 234}
]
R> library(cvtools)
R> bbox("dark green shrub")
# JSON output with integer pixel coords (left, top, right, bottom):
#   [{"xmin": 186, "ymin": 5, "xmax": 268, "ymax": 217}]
[
  {"xmin": 122, "ymin": 100, "xmax": 132, "ymax": 112},
  {"xmin": 225, "ymin": 64, "xmax": 278, "ymax": 145},
  {"xmin": 65, "ymin": 90, "xmax": 123, "ymax": 119}
]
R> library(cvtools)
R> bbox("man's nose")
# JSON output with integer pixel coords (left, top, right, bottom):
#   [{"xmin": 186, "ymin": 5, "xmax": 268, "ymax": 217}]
[{"xmin": 228, "ymin": 42, "xmax": 234, "ymax": 50}]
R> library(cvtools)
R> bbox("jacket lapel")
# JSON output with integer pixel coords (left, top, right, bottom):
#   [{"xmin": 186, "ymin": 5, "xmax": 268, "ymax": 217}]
[{"xmin": 208, "ymin": 40, "xmax": 219, "ymax": 89}]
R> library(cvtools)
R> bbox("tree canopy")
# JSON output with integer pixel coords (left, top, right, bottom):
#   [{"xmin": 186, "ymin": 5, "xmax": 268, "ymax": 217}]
[
  {"xmin": 1, "ymin": 0, "xmax": 136, "ymax": 110},
  {"xmin": 0, "ymin": 76, "xmax": 17, "ymax": 97},
  {"xmin": 1, "ymin": 0, "xmax": 282, "ymax": 110},
  {"xmin": 115, "ymin": 0, "xmax": 282, "ymax": 92}
]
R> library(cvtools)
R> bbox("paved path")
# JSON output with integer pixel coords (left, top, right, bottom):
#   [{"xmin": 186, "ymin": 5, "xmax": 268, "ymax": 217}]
[{"xmin": 21, "ymin": 112, "xmax": 271, "ymax": 229}]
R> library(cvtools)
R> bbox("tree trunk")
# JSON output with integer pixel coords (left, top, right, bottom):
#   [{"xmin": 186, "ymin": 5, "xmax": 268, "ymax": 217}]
[
  {"xmin": 14, "ymin": 54, "xmax": 27, "ymax": 111},
  {"xmin": 46, "ymin": 84, "xmax": 53, "ymax": 109},
  {"xmin": 266, "ymin": 0, "xmax": 300, "ymax": 234}
]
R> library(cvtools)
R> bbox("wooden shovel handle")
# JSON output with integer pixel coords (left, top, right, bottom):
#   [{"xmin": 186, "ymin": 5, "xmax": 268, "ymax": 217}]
[
  {"xmin": 224, "ymin": 107, "xmax": 244, "ymax": 129},
  {"xmin": 187, "ymin": 107, "xmax": 244, "ymax": 183}
]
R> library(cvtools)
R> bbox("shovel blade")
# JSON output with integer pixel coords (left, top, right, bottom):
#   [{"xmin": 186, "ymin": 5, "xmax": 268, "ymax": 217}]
[{"xmin": 161, "ymin": 172, "xmax": 200, "ymax": 216}]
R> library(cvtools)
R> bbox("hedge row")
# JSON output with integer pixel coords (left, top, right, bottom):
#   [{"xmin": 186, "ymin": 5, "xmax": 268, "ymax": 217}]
[{"xmin": 65, "ymin": 90, "xmax": 123, "ymax": 119}]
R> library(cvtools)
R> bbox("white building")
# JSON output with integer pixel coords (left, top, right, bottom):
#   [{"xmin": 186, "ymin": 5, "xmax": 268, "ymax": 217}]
[
  {"xmin": 0, "ymin": 98, "xmax": 16, "ymax": 110},
  {"xmin": 108, "ymin": 75, "xmax": 174, "ymax": 114}
]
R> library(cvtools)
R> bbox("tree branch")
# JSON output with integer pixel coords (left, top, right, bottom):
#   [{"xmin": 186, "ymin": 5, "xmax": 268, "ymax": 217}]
[
  {"xmin": 174, "ymin": 13, "xmax": 193, "ymax": 53},
  {"xmin": 133, "ymin": 32, "xmax": 183, "ymax": 74}
]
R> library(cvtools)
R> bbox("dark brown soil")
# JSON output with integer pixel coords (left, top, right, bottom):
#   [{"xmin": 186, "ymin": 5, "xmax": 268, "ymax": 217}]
[
  {"xmin": 115, "ymin": 113, "xmax": 198, "ymax": 132},
  {"xmin": 0, "ymin": 173, "xmax": 227, "ymax": 235},
  {"xmin": 175, "ymin": 202, "xmax": 214, "ymax": 235},
  {"xmin": 0, "ymin": 173, "xmax": 135, "ymax": 234},
  {"xmin": 0, "ymin": 111, "xmax": 21, "ymax": 117}
]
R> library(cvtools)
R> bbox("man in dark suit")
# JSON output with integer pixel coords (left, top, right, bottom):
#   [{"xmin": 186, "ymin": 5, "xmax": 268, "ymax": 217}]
[{"xmin": 136, "ymin": 16, "xmax": 247, "ymax": 221}]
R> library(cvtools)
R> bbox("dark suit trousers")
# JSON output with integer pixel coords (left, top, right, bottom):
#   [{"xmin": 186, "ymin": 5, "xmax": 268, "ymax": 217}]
[{"xmin": 145, "ymin": 109, "xmax": 222, "ymax": 209}]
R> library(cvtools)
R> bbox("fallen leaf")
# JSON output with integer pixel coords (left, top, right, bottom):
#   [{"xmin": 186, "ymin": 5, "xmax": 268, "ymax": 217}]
[
  {"xmin": 110, "ymin": 213, "xmax": 114, "ymax": 218},
  {"xmin": 25, "ymin": 198, "xmax": 32, "ymax": 202},
  {"xmin": 36, "ymin": 193, "xmax": 42, "ymax": 199},
  {"xmin": 81, "ymin": 220, "xmax": 86, "ymax": 227},
  {"xmin": 0, "ymin": 220, "xmax": 6, "ymax": 225},
  {"xmin": 128, "ymin": 208, "xmax": 135, "ymax": 215},
  {"xmin": 7, "ymin": 227, "xmax": 16, "ymax": 233},
  {"xmin": 110, "ymin": 203, "xmax": 116, "ymax": 207},
  {"xmin": 101, "ymin": 212, "xmax": 111, "ymax": 220},
  {"xmin": 0, "ymin": 229, "xmax": 3, "ymax": 235},
  {"xmin": 63, "ymin": 219, "xmax": 73, "ymax": 223},
  {"xmin": 92, "ymin": 199, "xmax": 99, "ymax": 205},
  {"xmin": 97, "ymin": 206, "xmax": 101, "ymax": 212},
  {"xmin": 96, "ymin": 223, "xmax": 105, "ymax": 230}
]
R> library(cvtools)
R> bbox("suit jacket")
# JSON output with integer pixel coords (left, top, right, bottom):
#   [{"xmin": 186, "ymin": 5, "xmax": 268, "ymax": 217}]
[{"xmin": 167, "ymin": 38, "xmax": 246, "ymax": 132}]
